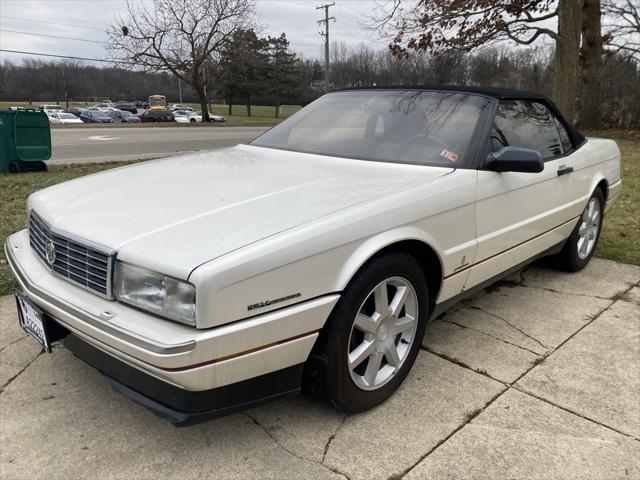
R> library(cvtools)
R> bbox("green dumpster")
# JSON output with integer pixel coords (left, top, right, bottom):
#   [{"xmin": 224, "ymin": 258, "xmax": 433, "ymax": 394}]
[{"xmin": 0, "ymin": 109, "xmax": 51, "ymax": 173}]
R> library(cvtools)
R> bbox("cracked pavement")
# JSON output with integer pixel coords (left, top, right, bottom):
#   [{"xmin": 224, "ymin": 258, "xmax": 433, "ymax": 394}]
[{"xmin": 1, "ymin": 258, "xmax": 639, "ymax": 479}]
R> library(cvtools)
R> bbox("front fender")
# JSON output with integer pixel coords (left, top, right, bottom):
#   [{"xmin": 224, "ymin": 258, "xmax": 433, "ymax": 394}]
[{"xmin": 334, "ymin": 227, "xmax": 444, "ymax": 292}]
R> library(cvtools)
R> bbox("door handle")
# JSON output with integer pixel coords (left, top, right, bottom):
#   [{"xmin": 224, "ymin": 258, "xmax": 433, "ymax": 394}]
[{"xmin": 557, "ymin": 166, "xmax": 573, "ymax": 176}]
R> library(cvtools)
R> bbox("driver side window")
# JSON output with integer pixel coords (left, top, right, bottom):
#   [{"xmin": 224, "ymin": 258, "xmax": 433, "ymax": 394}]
[{"xmin": 490, "ymin": 100, "xmax": 565, "ymax": 160}]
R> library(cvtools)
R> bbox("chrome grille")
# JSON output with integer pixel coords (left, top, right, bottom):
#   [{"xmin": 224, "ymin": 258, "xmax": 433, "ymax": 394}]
[{"xmin": 29, "ymin": 212, "xmax": 114, "ymax": 297}]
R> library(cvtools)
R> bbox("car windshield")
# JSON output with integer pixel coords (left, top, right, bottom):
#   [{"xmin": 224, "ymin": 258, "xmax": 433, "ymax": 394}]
[
  {"xmin": 251, "ymin": 90, "xmax": 490, "ymax": 166},
  {"xmin": 59, "ymin": 113, "xmax": 77, "ymax": 119},
  {"xmin": 120, "ymin": 111, "xmax": 133, "ymax": 117}
]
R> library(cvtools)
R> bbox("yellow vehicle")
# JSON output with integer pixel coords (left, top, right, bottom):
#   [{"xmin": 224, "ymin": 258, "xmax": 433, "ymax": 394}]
[{"xmin": 148, "ymin": 95, "xmax": 167, "ymax": 110}]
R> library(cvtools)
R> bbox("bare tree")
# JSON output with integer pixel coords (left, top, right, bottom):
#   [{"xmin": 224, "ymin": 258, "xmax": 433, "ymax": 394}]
[
  {"xmin": 107, "ymin": 0, "xmax": 255, "ymax": 121},
  {"xmin": 368, "ymin": 0, "xmax": 586, "ymax": 122},
  {"xmin": 580, "ymin": 0, "xmax": 603, "ymax": 129},
  {"xmin": 602, "ymin": 0, "xmax": 640, "ymax": 59}
]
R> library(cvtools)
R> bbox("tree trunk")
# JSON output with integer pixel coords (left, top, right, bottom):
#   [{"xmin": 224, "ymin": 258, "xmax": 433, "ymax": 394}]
[
  {"xmin": 228, "ymin": 96, "xmax": 233, "ymax": 116},
  {"xmin": 195, "ymin": 82, "xmax": 210, "ymax": 122},
  {"xmin": 275, "ymin": 100, "xmax": 280, "ymax": 119},
  {"xmin": 553, "ymin": 0, "xmax": 583, "ymax": 123},
  {"xmin": 578, "ymin": 0, "xmax": 603, "ymax": 129},
  {"xmin": 246, "ymin": 94, "xmax": 252, "ymax": 117}
]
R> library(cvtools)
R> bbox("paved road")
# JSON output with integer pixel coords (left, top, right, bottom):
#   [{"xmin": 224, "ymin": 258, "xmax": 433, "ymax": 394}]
[
  {"xmin": 49, "ymin": 125, "xmax": 270, "ymax": 164},
  {"xmin": 1, "ymin": 258, "xmax": 638, "ymax": 479}
]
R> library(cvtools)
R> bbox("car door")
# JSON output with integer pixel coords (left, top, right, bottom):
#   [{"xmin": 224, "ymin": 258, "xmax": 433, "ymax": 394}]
[{"xmin": 465, "ymin": 99, "xmax": 577, "ymax": 290}]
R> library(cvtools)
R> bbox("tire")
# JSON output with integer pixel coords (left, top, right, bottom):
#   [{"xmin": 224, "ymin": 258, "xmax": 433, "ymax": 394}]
[
  {"xmin": 190, "ymin": 118, "xmax": 196, "ymax": 123},
  {"xmin": 303, "ymin": 252, "xmax": 428, "ymax": 412},
  {"xmin": 551, "ymin": 188, "xmax": 605, "ymax": 272}
]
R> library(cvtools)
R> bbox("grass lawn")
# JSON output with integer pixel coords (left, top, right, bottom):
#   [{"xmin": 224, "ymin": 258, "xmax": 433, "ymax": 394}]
[
  {"xmin": 0, "ymin": 161, "xmax": 138, "ymax": 296},
  {"xmin": 594, "ymin": 132, "xmax": 640, "ymax": 265},
  {"xmin": 0, "ymin": 132, "xmax": 638, "ymax": 296},
  {"xmin": 0, "ymin": 101, "xmax": 293, "ymax": 126}
]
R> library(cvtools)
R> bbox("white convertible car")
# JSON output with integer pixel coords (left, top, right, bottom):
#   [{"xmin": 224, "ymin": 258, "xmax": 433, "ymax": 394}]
[{"xmin": 6, "ymin": 87, "xmax": 621, "ymax": 425}]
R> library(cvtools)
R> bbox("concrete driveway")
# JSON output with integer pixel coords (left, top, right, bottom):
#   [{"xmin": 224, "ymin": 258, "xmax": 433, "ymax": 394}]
[{"xmin": 1, "ymin": 258, "xmax": 638, "ymax": 479}]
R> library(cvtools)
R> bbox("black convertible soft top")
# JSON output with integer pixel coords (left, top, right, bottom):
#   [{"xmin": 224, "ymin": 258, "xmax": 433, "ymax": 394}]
[{"xmin": 334, "ymin": 85, "xmax": 586, "ymax": 148}]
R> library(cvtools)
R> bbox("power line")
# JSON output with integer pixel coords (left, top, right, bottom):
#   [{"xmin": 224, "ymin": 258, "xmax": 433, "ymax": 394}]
[
  {"xmin": 0, "ymin": 28, "xmax": 106, "ymax": 44},
  {"xmin": 0, "ymin": 49, "xmax": 135, "ymax": 65},
  {"xmin": 339, "ymin": 2, "xmax": 362, "ymax": 16},
  {"xmin": 335, "ymin": 8, "xmax": 359, "ymax": 23},
  {"xmin": 0, "ymin": 15, "xmax": 107, "ymax": 32}
]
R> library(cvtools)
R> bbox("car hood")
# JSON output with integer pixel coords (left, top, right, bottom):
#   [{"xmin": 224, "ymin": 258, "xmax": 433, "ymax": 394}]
[{"xmin": 29, "ymin": 145, "xmax": 452, "ymax": 279}]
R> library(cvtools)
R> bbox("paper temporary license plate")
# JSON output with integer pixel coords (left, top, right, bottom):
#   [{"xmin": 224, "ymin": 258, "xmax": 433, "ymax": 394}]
[{"xmin": 15, "ymin": 292, "xmax": 51, "ymax": 352}]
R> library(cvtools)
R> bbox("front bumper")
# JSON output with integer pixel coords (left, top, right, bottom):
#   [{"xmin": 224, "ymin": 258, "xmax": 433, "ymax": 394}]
[
  {"xmin": 6, "ymin": 230, "xmax": 338, "ymax": 419},
  {"xmin": 63, "ymin": 333, "xmax": 303, "ymax": 425}
]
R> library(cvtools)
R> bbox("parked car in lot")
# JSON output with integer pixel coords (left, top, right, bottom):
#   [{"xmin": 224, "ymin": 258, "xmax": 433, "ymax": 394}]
[
  {"xmin": 186, "ymin": 111, "xmax": 226, "ymax": 123},
  {"xmin": 79, "ymin": 110, "xmax": 113, "ymax": 123},
  {"xmin": 114, "ymin": 102, "xmax": 138, "ymax": 114},
  {"xmin": 172, "ymin": 111, "xmax": 190, "ymax": 123},
  {"xmin": 48, "ymin": 112, "xmax": 83, "ymax": 125},
  {"xmin": 108, "ymin": 109, "xmax": 141, "ymax": 123},
  {"xmin": 138, "ymin": 109, "xmax": 175, "ymax": 122},
  {"xmin": 92, "ymin": 102, "xmax": 116, "ymax": 113},
  {"xmin": 170, "ymin": 104, "xmax": 193, "ymax": 112},
  {"xmin": 209, "ymin": 112, "xmax": 226, "ymax": 122},
  {"xmin": 6, "ymin": 86, "xmax": 621, "ymax": 425},
  {"xmin": 186, "ymin": 111, "xmax": 203, "ymax": 123},
  {"xmin": 64, "ymin": 107, "xmax": 84, "ymax": 117},
  {"xmin": 38, "ymin": 104, "xmax": 64, "ymax": 114}
]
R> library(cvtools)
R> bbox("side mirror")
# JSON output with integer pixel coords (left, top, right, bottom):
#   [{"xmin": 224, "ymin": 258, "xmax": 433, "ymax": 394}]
[{"xmin": 486, "ymin": 146, "xmax": 544, "ymax": 173}]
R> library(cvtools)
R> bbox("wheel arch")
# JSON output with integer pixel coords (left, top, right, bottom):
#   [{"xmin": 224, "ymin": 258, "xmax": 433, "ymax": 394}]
[
  {"xmin": 337, "ymin": 233, "xmax": 444, "ymax": 315},
  {"xmin": 595, "ymin": 178, "xmax": 608, "ymax": 203}
]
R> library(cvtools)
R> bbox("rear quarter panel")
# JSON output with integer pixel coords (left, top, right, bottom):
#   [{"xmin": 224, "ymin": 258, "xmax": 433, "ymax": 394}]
[{"xmin": 572, "ymin": 138, "xmax": 621, "ymax": 214}]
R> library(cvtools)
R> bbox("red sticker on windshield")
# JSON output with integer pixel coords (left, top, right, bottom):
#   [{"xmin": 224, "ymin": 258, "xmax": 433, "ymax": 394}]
[{"xmin": 440, "ymin": 149, "xmax": 459, "ymax": 162}]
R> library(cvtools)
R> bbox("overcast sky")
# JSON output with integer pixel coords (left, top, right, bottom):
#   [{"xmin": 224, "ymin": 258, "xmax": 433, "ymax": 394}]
[{"xmin": 0, "ymin": 0, "xmax": 387, "ymax": 65}]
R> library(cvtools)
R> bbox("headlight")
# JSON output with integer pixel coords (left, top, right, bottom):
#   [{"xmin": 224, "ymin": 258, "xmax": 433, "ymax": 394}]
[{"xmin": 114, "ymin": 262, "xmax": 196, "ymax": 326}]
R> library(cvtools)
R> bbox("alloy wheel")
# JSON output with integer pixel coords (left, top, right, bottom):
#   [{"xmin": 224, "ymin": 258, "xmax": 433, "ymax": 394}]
[
  {"xmin": 577, "ymin": 198, "xmax": 601, "ymax": 260},
  {"xmin": 347, "ymin": 276, "xmax": 419, "ymax": 391}
]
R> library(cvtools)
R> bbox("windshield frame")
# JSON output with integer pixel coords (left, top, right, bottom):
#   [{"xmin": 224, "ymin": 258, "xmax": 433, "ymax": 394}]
[{"xmin": 250, "ymin": 89, "xmax": 495, "ymax": 169}]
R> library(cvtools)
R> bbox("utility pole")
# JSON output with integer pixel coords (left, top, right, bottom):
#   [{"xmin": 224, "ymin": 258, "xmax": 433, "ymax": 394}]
[
  {"xmin": 202, "ymin": 64, "xmax": 210, "ymax": 121},
  {"xmin": 316, "ymin": 2, "xmax": 335, "ymax": 92},
  {"xmin": 178, "ymin": 77, "xmax": 183, "ymax": 104}
]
